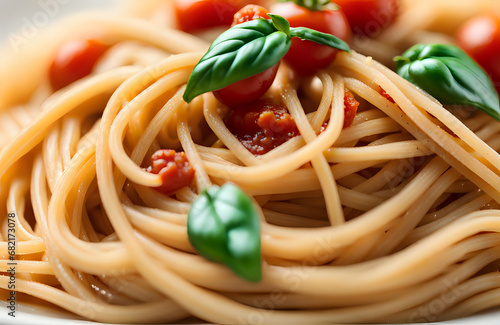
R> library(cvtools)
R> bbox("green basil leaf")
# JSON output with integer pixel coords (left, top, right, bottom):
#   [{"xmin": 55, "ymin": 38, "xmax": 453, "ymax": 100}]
[
  {"xmin": 277, "ymin": 0, "xmax": 339, "ymax": 11},
  {"xmin": 414, "ymin": 43, "xmax": 479, "ymax": 64},
  {"xmin": 395, "ymin": 43, "xmax": 500, "ymax": 121},
  {"xmin": 186, "ymin": 187, "xmax": 228, "ymax": 265},
  {"xmin": 289, "ymin": 27, "xmax": 351, "ymax": 53},
  {"xmin": 187, "ymin": 183, "xmax": 262, "ymax": 282},
  {"xmin": 268, "ymin": 14, "xmax": 290, "ymax": 37},
  {"xmin": 183, "ymin": 18, "xmax": 291, "ymax": 103}
]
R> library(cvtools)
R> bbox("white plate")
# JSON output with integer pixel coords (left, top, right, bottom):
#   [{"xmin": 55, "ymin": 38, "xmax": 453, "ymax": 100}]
[{"xmin": 1, "ymin": 1, "xmax": 499, "ymax": 324}]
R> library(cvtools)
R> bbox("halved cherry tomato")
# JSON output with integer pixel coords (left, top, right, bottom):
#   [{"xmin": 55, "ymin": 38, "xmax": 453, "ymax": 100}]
[
  {"xmin": 213, "ymin": 4, "xmax": 277, "ymax": 107},
  {"xmin": 457, "ymin": 14, "xmax": 500, "ymax": 94},
  {"xmin": 224, "ymin": 100, "xmax": 300, "ymax": 155},
  {"xmin": 334, "ymin": 0, "xmax": 400, "ymax": 36},
  {"xmin": 49, "ymin": 39, "xmax": 109, "ymax": 91},
  {"xmin": 146, "ymin": 149, "xmax": 195, "ymax": 196},
  {"xmin": 271, "ymin": 2, "xmax": 351, "ymax": 76},
  {"xmin": 174, "ymin": 0, "xmax": 259, "ymax": 33}
]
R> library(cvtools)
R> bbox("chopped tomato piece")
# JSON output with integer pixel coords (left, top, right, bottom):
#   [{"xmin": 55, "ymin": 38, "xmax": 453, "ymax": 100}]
[
  {"xmin": 380, "ymin": 86, "xmax": 395, "ymax": 103},
  {"xmin": 49, "ymin": 39, "xmax": 109, "ymax": 91},
  {"xmin": 224, "ymin": 100, "xmax": 300, "ymax": 155},
  {"xmin": 320, "ymin": 89, "xmax": 360, "ymax": 131},
  {"xmin": 146, "ymin": 149, "xmax": 195, "ymax": 195},
  {"xmin": 343, "ymin": 89, "xmax": 359, "ymax": 128}
]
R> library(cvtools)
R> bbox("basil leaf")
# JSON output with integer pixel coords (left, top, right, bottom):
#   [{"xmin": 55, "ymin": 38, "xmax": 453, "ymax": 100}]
[
  {"xmin": 187, "ymin": 183, "xmax": 262, "ymax": 282},
  {"xmin": 277, "ymin": 0, "xmax": 339, "ymax": 11},
  {"xmin": 394, "ymin": 43, "xmax": 500, "ymax": 121},
  {"xmin": 290, "ymin": 27, "xmax": 351, "ymax": 53},
  {"xmin": 289, "ymin": 27, "xmax": 351, "ymax": 53},
  {"xmin": 183, "ymin": 18, "xmax": 291, "ymax": 103},
  {"xmin": 268, "ymin": 13, "xmax": 290, "ymax": 36}
]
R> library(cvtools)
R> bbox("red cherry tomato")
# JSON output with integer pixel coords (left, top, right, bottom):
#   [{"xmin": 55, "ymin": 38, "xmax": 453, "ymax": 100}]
[
  {"xmin": 213, "ymin": 4, "xmax": 277, "ymax": 107},
  {"xmin": 213, "ymin": 62, "xmax": 280, "ymax": 107},
  {"xmin": 232, "ymin": 4, "xmax": 270, "ymax": 26},
  {"xmin": 335, "ymin": 0, "xmax": 400, "ymax": 36},
  {"xmin": 271, "ymin": 2, "xmax": 351, "ymax": 76},
  {"xmin": 224, "ymin": 100, "xmax": 300, "ymax": 155},
  {"xmin": 174, "ymin": 0, "xmax": 258, "ymax": 33},
  {"xmin": 457, "ymin": 14, "xmax": 500, "ymax": 94},
  {"xmin": 146, "ymin": 149, "xmax": 195, "ymax": 196},
  {"xmin": 49, "ymin": 39, "xmax": 109, "ymax": 91}
]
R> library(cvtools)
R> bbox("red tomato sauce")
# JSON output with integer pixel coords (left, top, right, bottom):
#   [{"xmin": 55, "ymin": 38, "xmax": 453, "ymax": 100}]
[
  {"xmin": 343, "ymin": 89, "xmax": 359, "ymax": 128},
  {"xmin": 224, "ymin": 100, "xmax": 300, "ymax": 155},
  {"xmin": 380, "ymin": 86, "xmax": 396, "ymax": 104},
  {"xmin": 146, "ymin": 149, "xmax": 195, "ymax": 195},
  {"xmin": 320, "ymin": 89, "xmax": 360, "ymax": 131}
]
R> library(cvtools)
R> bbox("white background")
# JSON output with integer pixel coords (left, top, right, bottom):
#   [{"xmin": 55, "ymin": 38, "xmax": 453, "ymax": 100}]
[{"xmin": 0, "ymin": 0, "xmax": 116, "ymax": 44}]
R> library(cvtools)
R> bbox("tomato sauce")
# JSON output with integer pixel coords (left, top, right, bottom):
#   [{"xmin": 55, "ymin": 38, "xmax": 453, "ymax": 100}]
[
  {"xmin": 319, "ymin": 89, "xmax": 360, "ymax": 132},
  {"xmin": 343, "ymin": 89, "xmax": 359, "ymax": 128},
  {"xmin": 146, "ymin": 149, "xmax": 195, "ymax": 195},
  {"xmin": 380, "ymin": 86, "xmax": 396, "ymax": 104},
  {"xmin": 224, "ymin": 100, "xmax": 300, "ymax": 155}
]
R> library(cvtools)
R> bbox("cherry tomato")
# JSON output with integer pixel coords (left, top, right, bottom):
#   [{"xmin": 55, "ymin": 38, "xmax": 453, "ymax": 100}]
[
  {"xmin": 49, "ymin": 39, "xmax": 109, "ymax": 91},
  {"xmin": 224, "ymin": 100, "xmax": 300, "ymax": 155},
  {"xmin": 334, "ymin": 0, "xmax": 400, "ymax": 36},
  {"xmin": 174, "ymin": 0, "xmax": 258, "ymax": 33},
  {"xmin": 232, "ymin": 4, "xmax": 270, "ymax": 26},
  {"xmin": 271, "ymin": 2, "xmax": 351, "ymax": 76},
  {"xmin": 213, "ymin": 4, "xmax": 277, "ymax": 107},
  {"xmin": 457, "ymin": 14, "xmax": 500, "ymax": 94},
  {"xmin": 146, "ymin": 149, "xmax": 195, "ymax": 196},
  {"xmin": 213, "ymin": 62, "xmax": 279, "ymax": 107}
]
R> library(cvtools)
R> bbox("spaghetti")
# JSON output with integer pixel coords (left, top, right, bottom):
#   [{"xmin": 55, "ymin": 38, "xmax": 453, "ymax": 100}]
[{"xmin": 1, "ymin": 0, "xmax": 500, "ymax": 324}]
